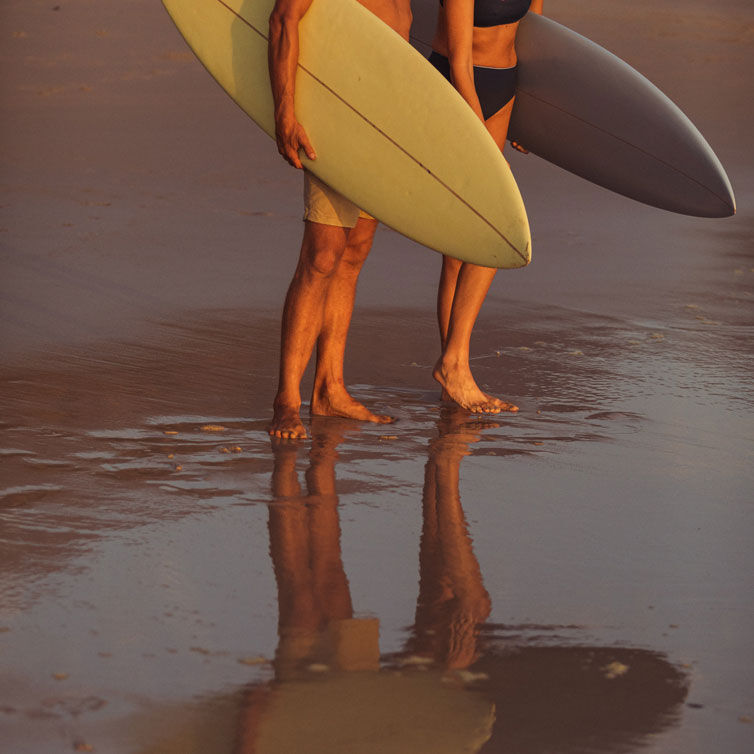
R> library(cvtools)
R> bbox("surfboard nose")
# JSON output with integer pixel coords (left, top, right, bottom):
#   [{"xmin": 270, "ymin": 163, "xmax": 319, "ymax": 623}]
[
  {"xmin": 524, "ymin": 241, "xmax": 532, "ymax": 265},
  {"xmin": 702, "ymin": 190, "xmax": 736, "ymax": 219},
  {"xmin": 668, "ymin": 124, "xmax": 737, "ymax": 218},
  {"xmin": 694, "ymin": 161, "xmax": 736, "ymax": 218}
]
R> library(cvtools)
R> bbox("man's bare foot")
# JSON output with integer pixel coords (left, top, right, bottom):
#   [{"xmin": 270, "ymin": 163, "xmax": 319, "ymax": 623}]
[
  {"xmin": 311, "ymin": 383, "xmax": 394, "ymax": 424},
  {"xmin": 433, "ymin": 359, "xmax": 518, "ymax": 414},
  {"xmin": 269, "ymin": 403, "xmax": 307, "ymax": 439}
]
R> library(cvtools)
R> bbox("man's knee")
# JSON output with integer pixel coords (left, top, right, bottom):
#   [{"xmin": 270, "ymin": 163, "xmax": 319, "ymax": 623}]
[
  {"xmin": 300, "ymin": 222, "xmax": 349, "ymax": 277},
  {"xmin": 343, "ymin": 218, "xmax": 378, "ymax": 269}
]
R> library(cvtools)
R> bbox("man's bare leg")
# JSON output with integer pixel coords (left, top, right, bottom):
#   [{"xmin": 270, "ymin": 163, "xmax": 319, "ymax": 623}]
[
  {"xmin": 311, "ymin": 217, "xmax": 394, "ymax": 424},
  {"xmin": 270, "ymin": 221, "xmax": 349, "ymax": 439}
]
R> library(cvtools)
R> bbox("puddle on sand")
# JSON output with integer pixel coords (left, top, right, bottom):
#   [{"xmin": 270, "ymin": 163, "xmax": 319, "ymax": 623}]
[
  {"xmin": 1, "ymin": 409, "xmax": 691, "ymax": 754},
  {"xmin": 0, "ymin": 302, "xmax": 751, "ymax": 753}
]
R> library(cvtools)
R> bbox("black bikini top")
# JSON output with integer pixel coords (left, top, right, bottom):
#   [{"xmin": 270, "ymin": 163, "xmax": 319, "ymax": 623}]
[{"xmin": 439, "ymin": 0, "xmax": 531, "ymax": 28}]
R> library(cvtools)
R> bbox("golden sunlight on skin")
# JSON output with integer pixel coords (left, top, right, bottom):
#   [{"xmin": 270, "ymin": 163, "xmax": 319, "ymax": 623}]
[
  {"xmin": 268, "ymin": 219, "xmax": 394, "ymax": 440},
  {"xmin": 431, "ymin": 1, "xmax": 543, "ymax": 413},
  {"xmin": 267, "ymin": 0, "xmax": 411, "ymax": 438}
]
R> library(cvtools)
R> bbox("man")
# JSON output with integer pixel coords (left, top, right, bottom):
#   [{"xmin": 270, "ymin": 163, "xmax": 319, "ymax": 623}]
[{"xmin": 267, "ymin": 0, "xmax": 412, "ymax": 439}]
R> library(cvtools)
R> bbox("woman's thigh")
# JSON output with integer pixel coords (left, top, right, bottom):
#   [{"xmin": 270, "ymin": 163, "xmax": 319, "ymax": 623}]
[{"xmin": 484, "ymin": 96, "xmax": 515, "ymax": 151}]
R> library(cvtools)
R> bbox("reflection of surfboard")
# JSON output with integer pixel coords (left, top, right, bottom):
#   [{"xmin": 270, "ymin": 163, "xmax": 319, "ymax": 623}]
[
  {"xmin": 410, "ymin": 8, "xmax": 735, "ymax": 218},
  {"xmin": 126, "ymin": 673, "xmax": 494, "ymax": 754},
  {"xmin": 161, "ymin": 0, "xmax": 531, "ymax": 268}
]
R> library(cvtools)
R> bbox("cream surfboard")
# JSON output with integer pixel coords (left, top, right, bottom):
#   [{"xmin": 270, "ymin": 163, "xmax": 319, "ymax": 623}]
[
  {"xmin": 161, "ymin": 0, "xmax": 531, "ymax": 268},
  {"xmin": 410, "ymin": 8, "xmax": 735, "ymax": 218}
]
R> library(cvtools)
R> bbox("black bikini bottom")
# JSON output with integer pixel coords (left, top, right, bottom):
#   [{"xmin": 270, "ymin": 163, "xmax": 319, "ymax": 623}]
[{"xmin": 428, "ymin": 51, "xmax": 518, "ymax": 121}]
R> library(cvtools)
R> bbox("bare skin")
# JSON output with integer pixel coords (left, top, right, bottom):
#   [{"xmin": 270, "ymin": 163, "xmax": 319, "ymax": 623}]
[
  {"xmin": 270, "ymin": 219, "xmax": 394, "ymax": 439},
  {"xmin": 431, "ymin": 0, "xmax": 543, "ymax": 414},
  {"xmin": 434, "ymin": 103, "xmax": 518, "ymax": 414},
  {"xmin": 267, "ymin": 0, "xmax": 411, "ymax": 438}
]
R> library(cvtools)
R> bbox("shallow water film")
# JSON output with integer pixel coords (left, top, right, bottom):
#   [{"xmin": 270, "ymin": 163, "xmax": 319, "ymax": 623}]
[
  {"xmin": 2, "ymin": 0, "xmax": 753, "ymax": 751},
  {"xmin": 2, "ymin": 290, "xmax": 752, "ymax": 752}
]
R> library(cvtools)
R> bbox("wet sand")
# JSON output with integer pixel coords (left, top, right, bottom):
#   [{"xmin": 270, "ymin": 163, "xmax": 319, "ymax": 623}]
[{"xmin": 2, "ymin": 0, "xmax": 753, "ymax": 752}]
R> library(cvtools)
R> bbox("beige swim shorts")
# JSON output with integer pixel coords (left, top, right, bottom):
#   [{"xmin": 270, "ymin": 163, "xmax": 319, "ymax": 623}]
[{"xmin": 303, "ymin": 170, "xmax": 373, "ymax": 228}]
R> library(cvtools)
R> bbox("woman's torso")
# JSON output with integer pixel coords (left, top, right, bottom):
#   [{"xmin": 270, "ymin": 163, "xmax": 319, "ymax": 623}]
[
  {"xmin": 358, "ymin": 0, "xmax": 413, "ymax": 39},
  {"xmin": 432, "ymin": 0, "xmax": 531, "ymax": 67}
]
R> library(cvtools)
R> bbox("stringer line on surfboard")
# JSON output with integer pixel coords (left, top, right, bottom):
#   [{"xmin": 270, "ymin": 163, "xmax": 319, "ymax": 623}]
[
  {"xmin": 215, "ymin": 0, "xmax": 530, "ymax": 264},
  {"xmin": 513, "ymin": 89, "xmax": 734, "ymax": 210},
  {"xmin": 411, "ymin": 28, "xmax": 730, "ymax": 212}
]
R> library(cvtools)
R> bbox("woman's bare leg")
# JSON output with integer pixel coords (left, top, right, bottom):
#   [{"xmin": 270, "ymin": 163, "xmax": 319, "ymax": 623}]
[
  {"xmin": 434, "ymin": 97, "xmax": 519, "ymax": 413},
  {"xmin": 437, "ymin": 255, "xmax": 462, "ymax": 349},
  {"xmin": 433, "ymin": 263, "xmax": 519, "ymax": 412}
]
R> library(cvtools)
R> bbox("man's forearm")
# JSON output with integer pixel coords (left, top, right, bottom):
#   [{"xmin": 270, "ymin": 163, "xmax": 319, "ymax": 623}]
[
  {"xmin": 267, "ymin": 0, "xmax": 317, "ymax": 167},
  {"xmin": 268, "ymin": 10, "xmax": 299, "ymax": 124}
]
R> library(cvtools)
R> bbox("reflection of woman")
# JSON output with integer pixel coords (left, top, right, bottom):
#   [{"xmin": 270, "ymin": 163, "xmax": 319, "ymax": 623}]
[
  {"xmin": 406, "ymin": 409, "xmax": 493, "ymax": 669},
  {"xmin": 429, "ymin": 0, "xmax": 543, "ymax": 414}
]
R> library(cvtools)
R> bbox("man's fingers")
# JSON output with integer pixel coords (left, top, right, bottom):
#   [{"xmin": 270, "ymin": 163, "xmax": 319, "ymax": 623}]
[
  {"xmin": 274, "ymin": 120, "xmax": 315, "ymax": 169},
  {"xmin": 286, "ymin": 145, "xmax": 304, "ymax": 169},
  {"xmin": 298, "ymin": 129, "xmax": 317, "ymax": 161},
  {"xmin": 276, "ymin": 138, "xmax": 303, "ymax": 169}
]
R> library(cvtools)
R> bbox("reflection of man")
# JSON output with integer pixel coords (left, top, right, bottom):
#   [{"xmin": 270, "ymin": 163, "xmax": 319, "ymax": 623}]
[
  {"xmin": 267, "ymin": 0, "xmax": 412, "ymax": 439},
  {"xmin": 267, "ymin": 421, "xmax": 380, "ymax": 678}
]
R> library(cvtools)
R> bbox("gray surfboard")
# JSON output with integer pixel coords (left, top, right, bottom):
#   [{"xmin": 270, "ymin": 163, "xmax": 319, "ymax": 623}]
[{"xmin": 410, "ymin": 8, "xmax": 735, "ymax": 218}]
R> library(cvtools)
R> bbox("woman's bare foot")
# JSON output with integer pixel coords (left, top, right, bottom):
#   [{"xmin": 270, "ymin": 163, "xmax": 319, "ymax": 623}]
[
  {"xmin": 434, "ymin": 359, "xmax": 518, "ymax": 414},
  {"xmin": 441, "ymin": 387, "xmax": 511, "ymax": 409},
  {"xmin": 482, "ymin": 391, "xmax": 518, "ymax": 412},
  {"xmin": 269, "ymin": 403, "xmax": 307, "ymax": 439},
  {"xmin": 311, "ymin": 382, "xmax": 395, "ymax": 424}
]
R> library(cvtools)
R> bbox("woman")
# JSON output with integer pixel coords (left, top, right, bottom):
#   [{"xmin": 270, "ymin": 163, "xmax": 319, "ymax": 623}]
[{"xmin": 429, "ymin": 0, "xmax": 543, "ymax": 413}]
